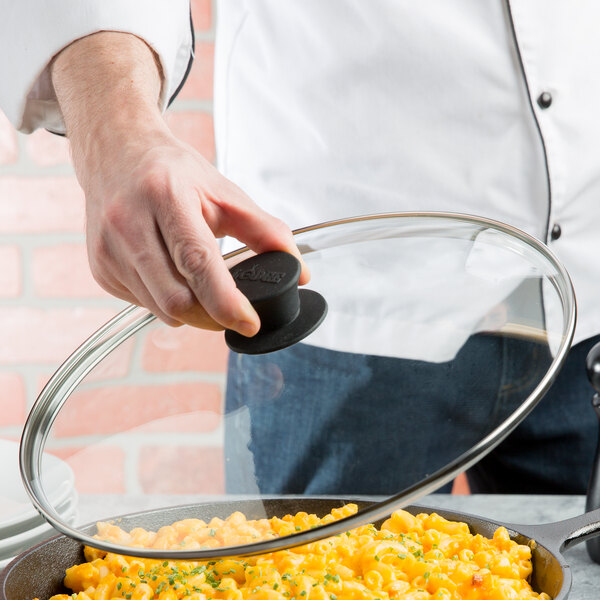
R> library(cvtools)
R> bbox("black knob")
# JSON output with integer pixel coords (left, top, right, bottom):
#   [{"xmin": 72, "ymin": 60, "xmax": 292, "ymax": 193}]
[
  {"xmin": 225, "ymin": 251, "xmax": 327, "ymax": 355},
  {"xmin": 586, "ymin": 342, "xmax": 600, "ymax": 393}
]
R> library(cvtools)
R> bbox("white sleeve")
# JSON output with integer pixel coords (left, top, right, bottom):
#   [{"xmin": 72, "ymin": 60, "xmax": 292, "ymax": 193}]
[{"xmin": 0, "ymin": 0, "xmax": 193, "ymax": 134}]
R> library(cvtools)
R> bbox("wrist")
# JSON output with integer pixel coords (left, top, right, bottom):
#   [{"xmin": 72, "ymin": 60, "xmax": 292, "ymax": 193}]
[
  {"xmin": 70, "ymin": 104, "xmax": 170, "ymax": 168},
  {"xmin": 51, "ymin": 31, "xmax": 171, "ymax": 182}
]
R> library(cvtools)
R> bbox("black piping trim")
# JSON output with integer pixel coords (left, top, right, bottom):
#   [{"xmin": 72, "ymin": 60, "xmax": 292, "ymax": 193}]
[
  {"xmin": 48, "ymin": 4, "xmax": 196, "ymax": 137},
  {"xmin": 168, "ymin": 4, "xmax": 196, "ymax": 107},
  {"xmin": 505, "ymin": 0, "xmax": 551, "ymax": 336},
  {"xmin": 504, "ymin": 0, "xmax": 552, "ymax": 243}
]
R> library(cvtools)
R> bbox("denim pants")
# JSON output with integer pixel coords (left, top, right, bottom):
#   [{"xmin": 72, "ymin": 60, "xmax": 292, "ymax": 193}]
[{"xmin": 224, "ymin": 333, "xmax": 600, "ymax": 496}]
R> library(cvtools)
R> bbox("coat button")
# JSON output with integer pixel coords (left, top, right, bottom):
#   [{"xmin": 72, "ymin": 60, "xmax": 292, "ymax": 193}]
[
  {"xmin": 537, "ymin": 91, "xmax": 553, "ymax": 109},
  {"xmin": 551, "ymin": 224, "xmax": 562, "ymax": 240}
]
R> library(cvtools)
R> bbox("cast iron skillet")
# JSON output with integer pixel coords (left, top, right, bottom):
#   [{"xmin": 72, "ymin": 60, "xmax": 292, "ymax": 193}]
[{"xmin": 1, "ymin": 498, "xmax": 600, "ymax": 600}]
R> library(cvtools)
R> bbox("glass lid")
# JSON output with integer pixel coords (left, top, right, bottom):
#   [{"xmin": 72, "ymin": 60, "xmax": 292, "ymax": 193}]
[{"xmin": 20, "ymin": 212, "xmax": 575, "ymax": 559}]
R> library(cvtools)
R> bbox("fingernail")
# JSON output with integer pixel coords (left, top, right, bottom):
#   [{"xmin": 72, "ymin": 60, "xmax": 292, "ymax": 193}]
[
  {"xmin": 301, "ymin": 259, "xmax": 311, "ymax": 278},
  {"xmin": 234, "ymin": 295, "xmax": 260, "ymax": 336},
  {"xmin": 235, "ymin": 319, "xmax": 260, "ymax": 337}
]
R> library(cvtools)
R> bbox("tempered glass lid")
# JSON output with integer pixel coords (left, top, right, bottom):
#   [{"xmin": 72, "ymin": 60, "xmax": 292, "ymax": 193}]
[{"xmin": 20, "ymin": 212, "xmax": 575, "ymax": 559}]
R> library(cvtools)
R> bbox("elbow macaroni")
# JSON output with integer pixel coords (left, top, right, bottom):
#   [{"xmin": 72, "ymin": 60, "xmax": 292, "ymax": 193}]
[{"xmin": 42, "ymin": 504, "xmax": 551, "ymax": 600}]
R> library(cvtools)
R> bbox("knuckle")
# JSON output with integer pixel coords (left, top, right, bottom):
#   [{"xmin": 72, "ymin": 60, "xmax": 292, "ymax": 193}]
[
  {"xmin": 160, "ymin": 288, "xmax": 197, "ymax": 320},
  {"xmin": 137, "ymin": 170, "xmax": 171, "ymax": 204},
  {"xmin": 261, "ymin": 216, "xmax": 294, "ymax": 244},
  {"xmin": 172, "ymin": 239, "xmax": 213, "ymax": 281},
  {"xmin": 101, "ymin": 201, "xmax": 137, "ymax": 240},
  {"xmin": 86, "ymin": 240, "xmax": 113, "ymax": 283},
  {"xmin": 89, "ymin": 269, "xmax": 112, "ymax": 293},
  {"xmin": 87, "ymin": 232, "xmax": 110, "ymax": 262}
]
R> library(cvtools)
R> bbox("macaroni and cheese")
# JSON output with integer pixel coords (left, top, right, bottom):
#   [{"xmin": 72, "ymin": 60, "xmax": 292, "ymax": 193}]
[{"xmin": 42, "ymin": 504, "xmax": 550, "ymax": 600}]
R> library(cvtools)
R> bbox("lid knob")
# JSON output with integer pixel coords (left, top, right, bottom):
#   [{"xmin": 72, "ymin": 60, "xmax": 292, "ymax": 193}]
[
  {"xmin": 225, "ymin": 251, "xmax": 328, "ymax": 354},
  {"xmin": 587, "ymin": 342, "xmax": 600, "ymax": 399}
]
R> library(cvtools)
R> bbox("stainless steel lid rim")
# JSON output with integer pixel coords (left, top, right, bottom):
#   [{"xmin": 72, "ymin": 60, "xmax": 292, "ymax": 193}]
[
  {"xmin": 20, "ymin": 306, "xmax": 157, "ymax": 522},
  {"xmin": 19, "ymin": 211, "xmax": 577, "ymax": 559}
]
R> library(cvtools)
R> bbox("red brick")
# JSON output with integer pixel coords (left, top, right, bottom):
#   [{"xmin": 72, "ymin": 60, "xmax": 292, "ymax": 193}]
[
  {"xmin": 142, "ymin": 326, "xmax": 228, "ymax": 373},
  {"xmin": 0, "ymin": 177, "xmax": 85, "ymax": 233},
  {"xmin": 33, "ymin": 243, "xmax": 108, "ymax": 298},
  {"xmin": 191, "ymin": 0, "xmax": 212, "ymax": 30},
  {"xmin": 451, "ymin": 473, "xmax": 470, "ymax": 495},
  {"xmin": 0, "ymin": 307, "xmax": 117, "ymax": 364},
  {"xmin": 178, "ymin": 42, "xmax": 214, "ymax": 101},
  {"xmin": 0, "ymin": 245, "xmax": 21, "ymax": 297},
  {"xmin": 0, "ymin": 373, "xmax": 26, "ymax": 426},
  {"xmin": 36, "ymin": 338, "xmax": 135, "ymax": 396},
  {"xmin": 85, "ymin": 336, "xmax": 136, "ymax": 382},
  {"xmin": 139, "ymin": 445, "xmax": 224, "ymax": 494},
  {"xmin": 165, "ymin": 112, "xmax": 215, "ymax": 163},
  {"xmin": 50, "ymin": 446, "xmax": 126, "ymax": 494},
  {"xmin": 53, "ymin": 382, "xmax": 222, "ymax": 437},
  {"xmin": 26, "ymin": 129, "xmax": 72, "ymax": 166},
  {"xmin": 0, "ymin": 110, "xmax": 18, "ymax": 165}
]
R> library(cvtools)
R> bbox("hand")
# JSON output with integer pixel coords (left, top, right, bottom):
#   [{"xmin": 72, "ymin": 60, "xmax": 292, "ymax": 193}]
[
  {"xmin": 83, "ymin": 126, "xmax": 309, "ymax": 333},
  {"xmin": 51, "ymin": 32, "xmax": 308, "ymax": 334}
]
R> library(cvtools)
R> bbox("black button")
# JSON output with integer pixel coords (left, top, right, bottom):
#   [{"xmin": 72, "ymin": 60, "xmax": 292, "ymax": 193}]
[
  {"xmin": 551, "ymin": 224, "xmax": 562, "ymax": 240},
  {"xmin": 537, "ymin": 92, "xmax": 553, "ymax": 109}
]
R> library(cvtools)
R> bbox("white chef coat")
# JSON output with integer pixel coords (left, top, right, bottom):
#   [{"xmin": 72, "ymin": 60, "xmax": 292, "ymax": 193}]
[
  {"xmin": 0, "ymin": 0, "xmax": 192, "ymax": 133},
  {"xmin": 1, "ymin": 1, "xmax": 599, "ymax": 346}
]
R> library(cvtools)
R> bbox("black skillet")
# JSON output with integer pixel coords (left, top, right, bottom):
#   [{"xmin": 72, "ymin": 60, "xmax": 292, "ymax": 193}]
[{"xmin": 1, "ymin": 497, "xmax": 600, "ymax": 600}]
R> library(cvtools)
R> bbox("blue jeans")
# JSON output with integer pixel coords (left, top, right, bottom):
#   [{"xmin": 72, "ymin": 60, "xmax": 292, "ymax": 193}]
[{"xmin": 224, "ymin": 334, "xmax": 599, "ymax": 495}]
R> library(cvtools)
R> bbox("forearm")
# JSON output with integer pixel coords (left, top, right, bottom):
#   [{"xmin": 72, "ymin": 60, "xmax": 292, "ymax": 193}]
[{"xmin": 51, "ymin": 32, "xmax": 169, "ymax": 182}]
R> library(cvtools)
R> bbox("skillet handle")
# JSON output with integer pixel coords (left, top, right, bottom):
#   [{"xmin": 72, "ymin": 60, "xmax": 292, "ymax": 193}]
[{"xmin": 585, "ymin": 342, "xmax": 600, "ymax": 563}]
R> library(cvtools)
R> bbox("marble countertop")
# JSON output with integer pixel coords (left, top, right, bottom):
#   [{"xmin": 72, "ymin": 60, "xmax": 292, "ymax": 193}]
[{"xmin": 72, "ymin": 493, "xmax": 600, "ymax": 600}]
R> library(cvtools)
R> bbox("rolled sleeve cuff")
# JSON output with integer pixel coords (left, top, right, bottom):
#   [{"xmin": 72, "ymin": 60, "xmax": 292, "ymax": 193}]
[{"xmin": 0, "ymin": 0, "xmax": 193, "ymax": 134}]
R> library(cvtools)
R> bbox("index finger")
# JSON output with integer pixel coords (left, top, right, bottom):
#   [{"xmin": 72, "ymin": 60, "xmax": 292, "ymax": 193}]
[
  {"xmin": 159, "ymin": 207, "xmax": 262, "ymax": 336},
  {"xmin": 204, "ymin": 182, "xmax": 311, "ymax": 286}
]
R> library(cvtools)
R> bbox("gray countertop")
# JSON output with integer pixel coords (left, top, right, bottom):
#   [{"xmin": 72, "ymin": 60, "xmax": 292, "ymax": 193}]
[{"xmin": 73, "ymin": 493, "xmax": 600, "ymax": 600}]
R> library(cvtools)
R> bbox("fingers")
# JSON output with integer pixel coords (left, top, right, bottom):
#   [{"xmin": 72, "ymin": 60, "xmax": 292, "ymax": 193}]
[
  {"xmin": 83, "ymin": 139, "xmax": 307, "ymax": 335},
  {"xmin": 135, "ymin": 228, "xmax": 246, "ymax": 331},
  {"xmin": 204, "ymin": 179, "xmax": 311, "ymax": 285},
  {"xmin": 157, "ymin": 193, "xmax": 261, "ymax": 335},
  {"xmin": 89, "ymin": 211, "xmax": 257, "ymax": 333},
  {"xmin": 89, "ymin": 241, "xmax": 186, "ymax": 327},
  {"xmin": 235, "ymin": 210, "xmax": 311, "ymax": 286},
  {"xmin": 92, "ymin": 204, "xmax": 304, "ymax": 334}
]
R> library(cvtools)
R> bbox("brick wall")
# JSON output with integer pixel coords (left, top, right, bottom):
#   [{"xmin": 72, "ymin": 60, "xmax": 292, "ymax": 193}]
[{"xmin": 0, "ymin": 0, "xmax": 230, "ymax": 498}]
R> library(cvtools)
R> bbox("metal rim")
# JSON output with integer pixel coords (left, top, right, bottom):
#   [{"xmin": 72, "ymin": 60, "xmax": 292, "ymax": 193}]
[{"xmin": 19, "ymin": 211, "xmax": 576, "ymax": 559}]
